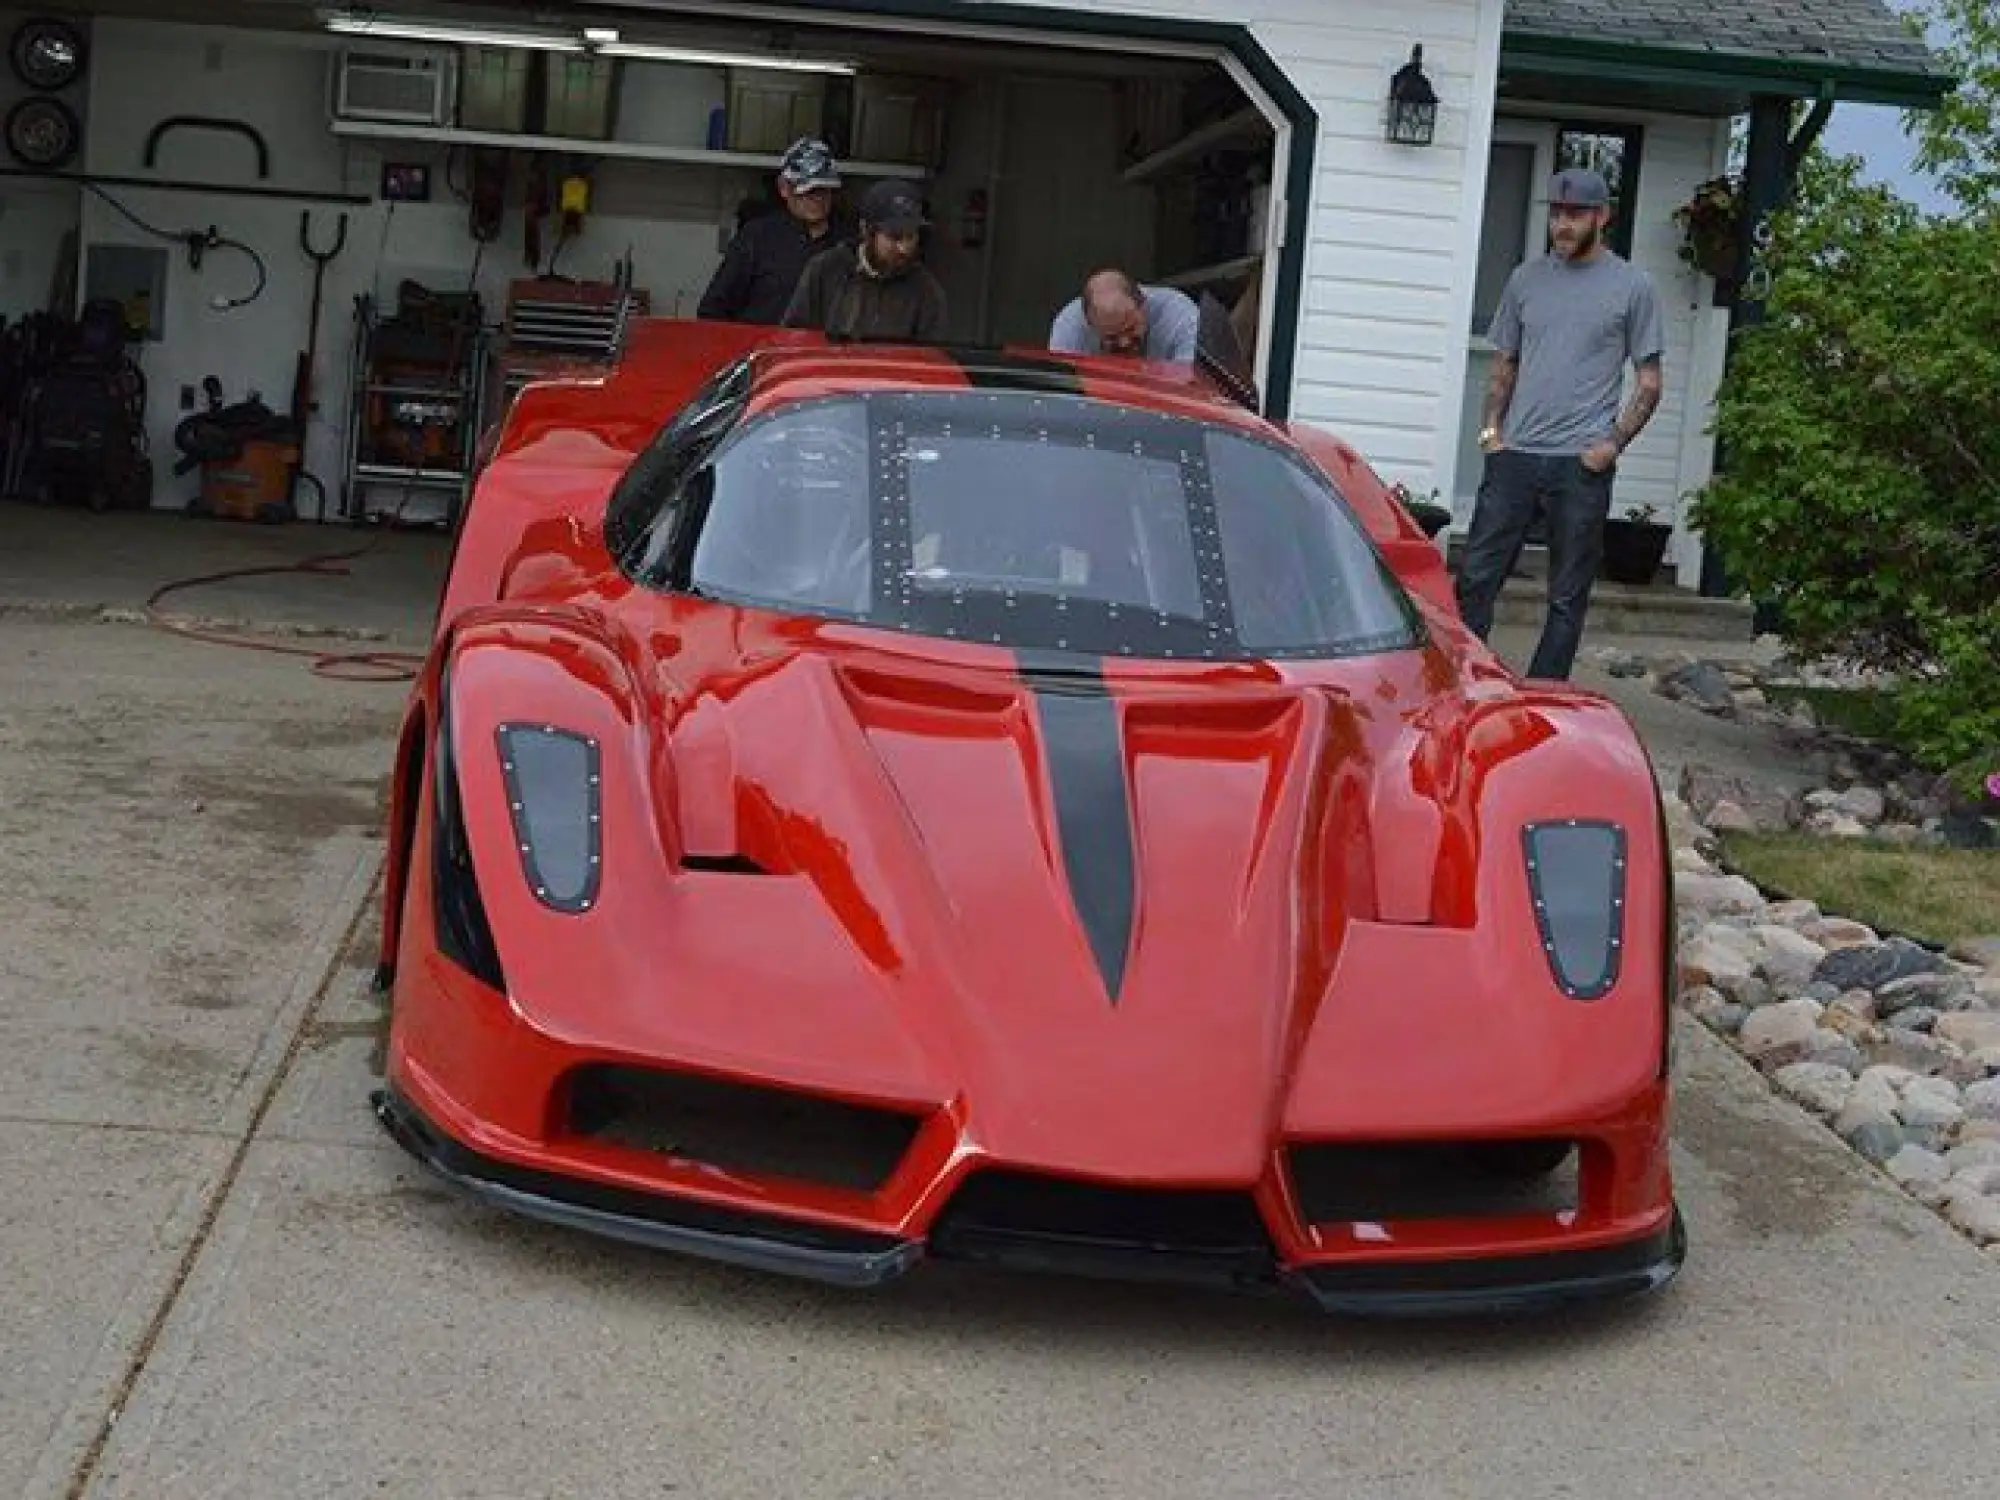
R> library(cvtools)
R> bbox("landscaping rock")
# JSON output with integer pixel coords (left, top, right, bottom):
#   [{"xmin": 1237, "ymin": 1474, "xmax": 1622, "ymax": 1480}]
[
  {"xmin": 1944, "ymin": 1191, "xmax": 2000, "ymax": 1245},
  {"xmin": 1803, "ymin": 916, "xmax": 1880, "ymax": 951},
  {"xmin": 1716, "ymin": 973, "xmax": 1776, "ymax": 1011},
  {"xmin": 1600, "ymin": 649, "xmax": 1647, "ymax": 678},
  {"xmin": 1949, "ymin": 1164, "xmax": 2000, "ymax": 1201},
  {"xmin": 1803, "ymin": 1030, "xmax": 1866, "ymax": 1076},
  {"xmin": 1676, "ymin": 766, "xmax": 1793, "ymax": 833},
  {"xmin": 1877, "ymin": 973, "xmax": 1975, "ymax": 1014},
  {"xmin": 1665, "ymin": 661, "xmax": 1736, "ymax": 713},
  {"xmin": 1876, "ymin": 1029, "xmax": 1964, "ymax": 1076},
  {"xmin": 1891, "ymin": 1006, "xmax": 1942, "ymax": 1034},
  {"xmin": 1944, "ymin": 1139, "xmax": 2000, "ymax": 1173},
  {"xmin": 1739, "ymin": 999, "xmax": 1824, "ymax": 1068},
  {"xmin": 1898, "ymin": 1077, "xmax": 1966, "ymax": 1132},
  {"xmin": 1885, "ymin": 1145, "xmax": 1953, "ymax": 1202},
  {"xmin": 1681, "ymin": 931, "xmax": 1757, "ymax": 991},
  {"xmin": 1812, "ymin": 937, "xmax": 1945, "ymax": 991},
  {"xmin": 1936, "ymin": 1012, "xmax": 2000, "ymax": 1052},
  {"xmin": 1846, "ymin": 1117, "xmax": 1910, "ymax": 1165},
  {"xmin": 1771, "ymin": 1061, "xmax": 1856, "ymax": 1116},
  {"xmin": 1763, "ymin": 898, "xmax": 1822, "ymax": 928},
  {"xmin": 1965, "ymin": 1078, "xmax": 2000, "ymax": 1123},
  {"xmin": 1676, "ymin": 871, "xmax": 1768, "ymax": 917},
  {"xmin": 1832, "ymin": 785, "xmax": 1888, "ymax": 825},
  {"xmin": 1948, "ymin": 935, "xmax": 2000, "ymax": 971},
  {"xmin": 1752, "ymin": 924, "xmax": 1828, "ymax": 990},
  {"xmin": 1673, "ymin": 846, "xmax": 1717, "ymax": 876},
  {"xmin": 1704, "ymin": 799, "xmax": 1758, "ymax": 834}
]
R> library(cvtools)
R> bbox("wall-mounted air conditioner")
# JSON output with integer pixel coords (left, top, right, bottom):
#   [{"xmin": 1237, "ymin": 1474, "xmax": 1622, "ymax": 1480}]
[{"xmin": 330, "ymin": 48, "xmax": 458, "ymax": 126}]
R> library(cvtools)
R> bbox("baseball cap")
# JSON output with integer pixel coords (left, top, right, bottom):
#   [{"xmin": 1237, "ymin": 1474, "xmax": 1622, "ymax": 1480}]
[
  {"xmin": 1549, "ymin": 167, "xmax": 1610, "ymax": 207},
  {"xmin": 860, "ymin": 178, "xmax": 927, "ymax": 234},
  {"xmin": 778, "ymin": 137, "xmax": 841, "ymax": 192}
]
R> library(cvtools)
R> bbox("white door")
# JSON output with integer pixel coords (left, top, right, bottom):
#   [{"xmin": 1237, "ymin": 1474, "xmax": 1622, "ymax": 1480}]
[{"xmin": 1452, "ymin": 118, "xmax": 1555, "ymax": 527}]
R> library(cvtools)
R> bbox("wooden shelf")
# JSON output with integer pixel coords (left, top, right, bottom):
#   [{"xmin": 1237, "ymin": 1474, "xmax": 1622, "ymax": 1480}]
[
  {"xmin": 1120, "ymin": 106, "xmax": 1268, "ymax": 185},
  {"xmin": 1159, "ymin": 254, "xmax": 1261, "ymax": 292},
  {"xmin": 328, "ymin": 118, "xmax": 929, "ymax": 177}
]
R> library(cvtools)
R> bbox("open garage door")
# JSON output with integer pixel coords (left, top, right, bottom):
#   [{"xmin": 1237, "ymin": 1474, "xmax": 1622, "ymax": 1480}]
[{"xmin": 325, "ymin": 0, "xmax": 1318, "ymax": 417}]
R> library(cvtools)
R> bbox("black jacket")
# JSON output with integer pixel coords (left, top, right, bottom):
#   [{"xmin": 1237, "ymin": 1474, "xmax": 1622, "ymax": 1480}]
[
  {"xmin": 697, "ymin": 211, "xmax": 848, "ymax": 326},
  {"xmin": 781, "ymin": 244, "xmax": 948, "ymax": 343}
]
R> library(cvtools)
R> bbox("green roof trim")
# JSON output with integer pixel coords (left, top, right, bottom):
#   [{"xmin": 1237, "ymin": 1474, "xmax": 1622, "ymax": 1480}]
[{"xmin": 1500, "ymin": 30, "xmax": 1956, "ymax": 110}]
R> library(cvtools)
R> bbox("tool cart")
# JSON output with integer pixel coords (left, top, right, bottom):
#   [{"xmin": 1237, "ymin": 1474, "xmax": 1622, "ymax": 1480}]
[{"xmin": 338, "ymin": 283, "xmax": 491, "ymax": 528}]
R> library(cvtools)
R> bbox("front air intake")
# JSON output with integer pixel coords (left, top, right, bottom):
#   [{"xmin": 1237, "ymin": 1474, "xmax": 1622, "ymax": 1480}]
[
  {"xmin": 564, "ymin": 1064, "xmax": 921, "ymax": 1193},
  {"xmin": 1287, "ymin": 1141, "xmax": 1580, "ymax": 1224},
  {"xmin": 927, "ymin": 1169, "xmax": 1278, "ymax": 1289}
]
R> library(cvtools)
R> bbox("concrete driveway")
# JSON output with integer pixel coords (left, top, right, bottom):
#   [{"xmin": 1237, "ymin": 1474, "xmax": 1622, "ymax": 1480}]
[{"xmin": 4, "ymin": 514, "xmax": 1997, "ymax": 1500}]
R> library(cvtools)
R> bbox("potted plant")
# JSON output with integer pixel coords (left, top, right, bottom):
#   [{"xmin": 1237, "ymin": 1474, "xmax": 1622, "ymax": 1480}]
[
  {"xmin": 1673, "ymin": 175, "xmax": 1742, "ymax": 283},
  {"xmin": 1389, "ymin": 481, "xmax": 1454, "ymax": 539},
  {"xmin": 1601, "ymin": 501, "xmax": 1673, "ymax": 584}
]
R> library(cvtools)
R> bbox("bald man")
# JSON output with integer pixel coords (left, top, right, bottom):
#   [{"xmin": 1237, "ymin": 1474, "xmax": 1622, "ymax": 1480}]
[{"xmin": 1048, "ymin": 269, "xmax": 1200, "ymax": 363}]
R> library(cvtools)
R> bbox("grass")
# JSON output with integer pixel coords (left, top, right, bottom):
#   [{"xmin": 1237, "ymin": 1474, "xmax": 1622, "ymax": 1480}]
[{"xmin": 1721, "ymin": 831, "xmax": 2000, "ymax": 947}]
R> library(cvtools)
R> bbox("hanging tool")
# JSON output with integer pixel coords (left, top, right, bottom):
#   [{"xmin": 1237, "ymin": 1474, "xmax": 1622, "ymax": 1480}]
[{"xmin": 288, "ymin": 207, "xmax": 347, "ymax": 518}]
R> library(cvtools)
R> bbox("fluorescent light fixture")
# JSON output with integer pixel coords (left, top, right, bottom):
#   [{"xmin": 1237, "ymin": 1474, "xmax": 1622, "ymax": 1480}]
[
  {"xmin": 321, "ymin": 13, "xmax": 585, "ymax": 52},
  {"xmin": 594, "ymin": 41, "xmax": 856, "ymax": 74}
]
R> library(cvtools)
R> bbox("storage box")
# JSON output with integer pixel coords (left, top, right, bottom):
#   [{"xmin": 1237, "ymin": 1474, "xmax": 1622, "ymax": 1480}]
[
  {"xmin": 458, "ymin": 46, "xmax": 529, "ymax": 131},
  {"xmin": 540, "ymin": 54, "xmax": 617, "ymax": 139},
  {"xmin": 727, "ymin": 69, "xmax": 825, "ymax": 152},
  {"xmin": 201, "ymin": 439, "xmax": 298, "ymax": 523}
]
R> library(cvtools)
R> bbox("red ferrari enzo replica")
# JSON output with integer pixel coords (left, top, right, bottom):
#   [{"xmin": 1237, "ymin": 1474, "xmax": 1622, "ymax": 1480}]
[{"xmin": 371, "ymin": 318, "xmax": 1685, "ymax": 1317}]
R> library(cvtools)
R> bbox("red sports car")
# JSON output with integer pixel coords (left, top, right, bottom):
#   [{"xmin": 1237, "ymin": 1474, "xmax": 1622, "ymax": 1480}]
[{"xmin": 371, "ymin": 319, "xmax": 1684, "ymax": 1316}]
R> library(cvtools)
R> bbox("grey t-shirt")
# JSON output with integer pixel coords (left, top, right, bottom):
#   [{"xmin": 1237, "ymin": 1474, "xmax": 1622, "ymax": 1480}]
[
  {"xmin": 1489, "ymin": 250, "xmax": 1665, "ymax": 455},
  {"xmin": 1047, "ymin": 283, "xmax": 1200, "ymax": 362}
]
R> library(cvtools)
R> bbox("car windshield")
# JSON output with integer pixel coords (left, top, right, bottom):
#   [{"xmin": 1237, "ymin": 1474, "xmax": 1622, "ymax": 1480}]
[{"xmin": 616, "ymin": 388, "xmax": 1423, "ymax": 662}]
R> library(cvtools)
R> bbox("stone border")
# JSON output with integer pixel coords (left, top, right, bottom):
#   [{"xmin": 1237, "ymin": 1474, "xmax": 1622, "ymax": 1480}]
[{"xmin": 1666, "ymin": 788, "xmax": 2000, "ymax": 1257}]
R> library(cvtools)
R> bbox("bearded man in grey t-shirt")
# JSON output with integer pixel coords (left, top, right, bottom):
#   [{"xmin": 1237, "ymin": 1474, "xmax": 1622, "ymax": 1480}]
[{"xmin": 1454, "ymin": 167, "xmax": 1666, "ymax": 680}]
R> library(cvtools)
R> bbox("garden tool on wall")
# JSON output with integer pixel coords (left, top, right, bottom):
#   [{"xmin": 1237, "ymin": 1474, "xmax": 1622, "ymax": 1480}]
[
  {"xmin": 524, "ymin": 154, "xmax": 551, "ymax": 269},
  {"xmin": 287, "ymin": 208, "xmax": 347, "ymax": 517}
]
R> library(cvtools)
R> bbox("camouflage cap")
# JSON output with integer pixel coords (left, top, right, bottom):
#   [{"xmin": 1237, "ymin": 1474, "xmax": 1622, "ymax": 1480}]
[{"xmin": 778, "ymin": 137, "xmax": 841, "ymax": 191}]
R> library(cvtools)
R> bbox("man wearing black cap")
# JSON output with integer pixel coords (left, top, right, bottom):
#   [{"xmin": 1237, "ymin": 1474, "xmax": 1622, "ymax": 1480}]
[
  {"xmin": 1454, "ymin": 166, "xmax": 1666, "ymax": 681},
  {"xmin": 697, "ymin": 137, "xmax": 850, "ymax": 325},
  {"xmin": 782, "ymin": 178, "xmax": 947, "ymax": 342}
]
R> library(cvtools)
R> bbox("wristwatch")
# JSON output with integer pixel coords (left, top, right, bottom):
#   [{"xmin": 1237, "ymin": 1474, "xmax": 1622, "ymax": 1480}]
[{"xmin": 1479, "ymin": 425, "xmax": 1502, "ymax": 451}]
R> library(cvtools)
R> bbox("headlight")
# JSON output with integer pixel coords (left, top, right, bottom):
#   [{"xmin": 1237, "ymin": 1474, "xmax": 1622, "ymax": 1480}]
[
  {"xmin": 1521, "ymin": 819, "xmax": 1626, "ymax": 1000},
  {"xmin": 496, "ymin": 723, "xmax": 603, "ymax": 913}
]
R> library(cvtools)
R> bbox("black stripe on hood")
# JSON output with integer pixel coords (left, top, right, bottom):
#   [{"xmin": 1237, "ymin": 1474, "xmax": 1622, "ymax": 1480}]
[{"xmin": 1020, "ymin": 650, "xmax": 1134, "ymax": 1003}]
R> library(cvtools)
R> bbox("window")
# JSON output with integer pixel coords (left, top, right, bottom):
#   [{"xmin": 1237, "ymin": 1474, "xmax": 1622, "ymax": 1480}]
[
  {"xmin": 1473, "ymin": 141, "xmax": 1536, "ymax": 336},
  {"xmin": 603, "ymin": 356, "xmax": 754, "ymax": 564},
  {"xmin": 1555, "ymin": 123, "xmax": 1643, "ymax": 260},
  {"xmin": 618, "ymin": 389, "xmax": 1422, "ymax": 663}
]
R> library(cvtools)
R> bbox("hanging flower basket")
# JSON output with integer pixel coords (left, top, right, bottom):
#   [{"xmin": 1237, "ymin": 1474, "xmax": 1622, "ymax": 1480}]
[{"xmin": 1673, "ymin": 175, "xmax": 1742, "ymax": 280}]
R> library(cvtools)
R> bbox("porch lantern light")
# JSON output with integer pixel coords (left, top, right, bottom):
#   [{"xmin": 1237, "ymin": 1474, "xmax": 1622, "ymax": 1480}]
[{"xmin": 1386, "ymin": 44, "xmax": 1439, "ymax": 146}]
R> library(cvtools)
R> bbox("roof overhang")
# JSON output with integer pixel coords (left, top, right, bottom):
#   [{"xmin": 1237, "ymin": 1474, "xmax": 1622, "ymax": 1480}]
[{"xmin": 1500, "ymin": 29, "xmax": 1957, "ymax": 115}]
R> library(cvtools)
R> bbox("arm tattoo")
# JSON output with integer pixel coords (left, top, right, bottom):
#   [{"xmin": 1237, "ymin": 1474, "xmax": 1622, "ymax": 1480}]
[
  {"xmin": 1610, "ymin": 359, "xmax": 1663, "ymax": 450},
  {"xmin": 1482, "ymin": 354, "xmax": 1517, "ymax": 429}
]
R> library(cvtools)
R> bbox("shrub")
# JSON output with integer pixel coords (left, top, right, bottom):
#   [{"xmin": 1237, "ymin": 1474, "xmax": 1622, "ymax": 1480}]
[{"xmin": 1687, "ymin": 154, "xmax": 2000, "ymax": 795}]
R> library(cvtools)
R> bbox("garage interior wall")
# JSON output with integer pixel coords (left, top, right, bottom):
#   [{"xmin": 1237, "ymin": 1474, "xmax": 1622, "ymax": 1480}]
[
  {"xmin": 17, "ymin": 11, "xmax": 1222, "ymax": 514},
  {"xmin": 0, "ymin": 6, "xmax": 85, "ymax": 321},
  {"xmin": 2, "ymin": 0, "xmax": 1506, "ymax": 515}
]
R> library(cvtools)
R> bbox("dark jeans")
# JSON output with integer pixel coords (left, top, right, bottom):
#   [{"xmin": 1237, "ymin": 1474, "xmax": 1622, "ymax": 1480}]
[{"xmin": 1453, "ymin": 448, "xmax": 1614, "ymax": 681}]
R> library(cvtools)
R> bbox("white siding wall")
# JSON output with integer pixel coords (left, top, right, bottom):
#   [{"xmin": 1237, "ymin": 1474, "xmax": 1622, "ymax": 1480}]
[{"xmin": 990, "ymin": 0, "xmax": 1506, "ymax": 501}]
